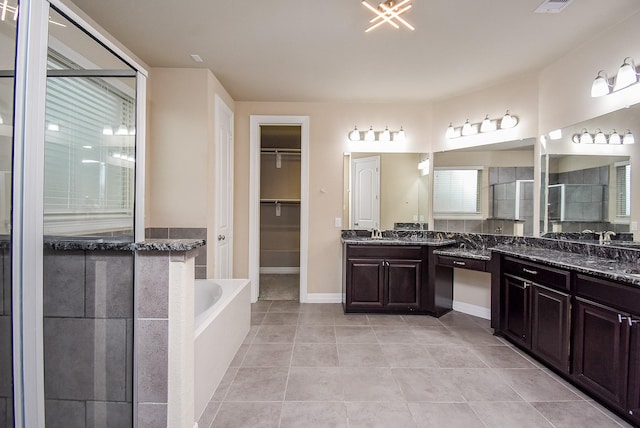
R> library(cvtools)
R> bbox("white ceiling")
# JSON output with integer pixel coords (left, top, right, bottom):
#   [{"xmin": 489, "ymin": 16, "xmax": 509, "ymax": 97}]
[{"xmin": 69, "ymin": 0, "xmax": 640, "ymax": 103}]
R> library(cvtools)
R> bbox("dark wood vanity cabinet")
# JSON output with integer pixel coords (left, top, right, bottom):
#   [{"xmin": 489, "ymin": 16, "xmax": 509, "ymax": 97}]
[
  {"xmin": 344, "ymin": 244, "xmax": 435, "ymax": 314},
  {"xmin": 501, "ymin": 257, "xmax": 571, "ymax": 373},
  {"xmin": 572, "ymin": 274, "xmax": 640, "ymax": 423}
]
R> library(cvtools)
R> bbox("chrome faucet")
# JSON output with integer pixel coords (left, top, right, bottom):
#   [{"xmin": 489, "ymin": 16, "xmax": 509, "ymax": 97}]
[
  {"xmin": 603, "ymin": 231, "xmax": 617, "ymax": 243},
  {"xmin": 370, "ymin": 228, "xmax": 382, "ymax": 239}
]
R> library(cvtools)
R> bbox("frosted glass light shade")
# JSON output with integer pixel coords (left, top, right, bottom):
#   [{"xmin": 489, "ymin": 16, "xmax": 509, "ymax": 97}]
[
  {"xmin": 623, "ymin": 130, "xmax": 635, "ymax": 145},
  {"xmin": 365, "ymin": 126, "xmax": 375, "ymax": 141},
  {"xmin": 102, "ymin": 126, "xmax": 113, "ymax": 136},
  {"xmin": 461, "ymin": 119, "xmax": 474, "ymax": 136},
  {"xmin": 594, "ymin": 129, "xmax": 607, "ymax": 144},
  {"xmin": 480, "ymin": 115, "xmax": 495, "ymax": 132},
  {"xmin": 349, "ymin": 126, "xmax": 361, "ymax": 141},
  {"xmin": 500, "ymin": 111, "xmax": 517, "ymax": 129},
  {"xmin": 613, "ymin": 57, "xmax": 638, "ymax": 91},
  {"xmin": 394, "ymin": 127, "xmax": 406, "ymax": 142},
  {"xmin": 579, "ymin": 129, "xmax": 593, "ymax": 144},
  {"xmin": 591, "ymin": 71, "xmax": 611, "ymax": 97},
  {"xmin": 380, "ymin": 126, "xmax": 390, "ymax": 142},
  {"xmin": 445, "ymin": 123, "xmax": 455, "ymax": 138},
  {"xmin": 609, "ymin": 130, "xmax": 622, "ymax": 145}
]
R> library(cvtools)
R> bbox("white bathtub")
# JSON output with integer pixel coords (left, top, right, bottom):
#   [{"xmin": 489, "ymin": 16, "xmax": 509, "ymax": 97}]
[{"xmin": 193, "ymin": 278, "xmax": 251, "ymax": 422}]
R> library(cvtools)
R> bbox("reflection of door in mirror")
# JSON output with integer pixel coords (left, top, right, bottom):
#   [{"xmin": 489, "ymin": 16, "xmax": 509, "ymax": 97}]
[
  {"xmin": 351, "ymin": 155, "xmax": 380, "ymax": 230},
  {"xmin": 345, "ymin": 153, "xmax": 429, "ymax": 231}
]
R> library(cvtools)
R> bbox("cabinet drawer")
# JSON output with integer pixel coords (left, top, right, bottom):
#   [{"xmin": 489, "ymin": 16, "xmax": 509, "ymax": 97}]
[
  {"xmin": 437, "ymin": 255, "xmax": 486, "ymax": 272},
  {"xmin": 575, "ymin": 273, "xmax": 640, "ymax": 315},
  {"xmin": 347, "ymin": 245, "xmax": 422, "ymax": 259},
  {"xmin": 503, "ymin": 256, "xmax": 569, "ymax": 291}
]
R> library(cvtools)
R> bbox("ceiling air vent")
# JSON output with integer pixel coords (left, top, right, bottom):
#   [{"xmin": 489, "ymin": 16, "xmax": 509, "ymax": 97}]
[{"xmin": 534, "ymin": 0, "xmax": 574, "ymax": 13}]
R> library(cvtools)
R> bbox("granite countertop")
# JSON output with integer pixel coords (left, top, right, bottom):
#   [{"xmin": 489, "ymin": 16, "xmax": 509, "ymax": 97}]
[
  {"xmin": 491, "ymin": 244, "xmax": 640, "ymax": 286},
  {"xmin": 432, "ymin": 247, "xmax": 492, "ymax": 261},
  {"xmin": 44, "ymin": 237, "xmax": 206, "ymax": 252},
  {"xmin": 342, "ymin": 236, "xmax": 456, "ymax": 247}
]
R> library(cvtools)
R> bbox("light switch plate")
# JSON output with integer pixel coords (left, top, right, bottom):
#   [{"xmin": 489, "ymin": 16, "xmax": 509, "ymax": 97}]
[
  {"xmin": 632, "ymin": 221, "xmax": 638, "ymax": 231},
  {"xmin": 335, "ymin": 217, "xmax": 342, "ymax": 228}
]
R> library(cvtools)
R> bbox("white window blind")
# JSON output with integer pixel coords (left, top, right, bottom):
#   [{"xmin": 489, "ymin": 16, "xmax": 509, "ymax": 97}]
[
  {"xmin": 616, "ymin": 163, "xmax": 631, "ymax": 217},
  {"xmin": 433, "ymin": 168, "xmax": 482, "ymax": 214},
  {"xmin": 44, "ymin": 52, "xmax": 136, "ymax": 235}
]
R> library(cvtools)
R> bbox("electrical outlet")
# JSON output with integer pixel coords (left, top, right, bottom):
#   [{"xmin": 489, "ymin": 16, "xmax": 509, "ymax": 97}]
[
  {"xmin": 632, "ymin": 221, "xmax": 638, "ymax": 231},
  {"xmin": 335, "ymin": 217, "xmax": 342, "ymax": 228},
  {"xmin": 413, "ymin": 215, "xmax": 418, "ymax": 221}
]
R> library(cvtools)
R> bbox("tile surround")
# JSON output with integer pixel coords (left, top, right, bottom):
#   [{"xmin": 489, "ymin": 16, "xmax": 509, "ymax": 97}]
[{"xmin": 145, "ymin": 227, "xmax": 207, "ymax": 278}]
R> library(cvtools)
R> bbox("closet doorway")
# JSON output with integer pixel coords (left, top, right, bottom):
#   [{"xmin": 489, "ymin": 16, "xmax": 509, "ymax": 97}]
[{"xmin": 249, "ymin": 116, "xmax": 309, "ymax": 303}]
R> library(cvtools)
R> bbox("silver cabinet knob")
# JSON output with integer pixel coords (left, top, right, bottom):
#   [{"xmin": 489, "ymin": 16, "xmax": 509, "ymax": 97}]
[{"xmin": 217, "ymin": 235, "xmax": 226, "ymax": 241}]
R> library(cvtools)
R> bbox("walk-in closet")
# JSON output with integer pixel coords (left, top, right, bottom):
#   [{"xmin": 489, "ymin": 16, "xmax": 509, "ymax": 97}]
[{"xmin": 259, "ymin": 125, "xmax": 301, "ymax": 300}]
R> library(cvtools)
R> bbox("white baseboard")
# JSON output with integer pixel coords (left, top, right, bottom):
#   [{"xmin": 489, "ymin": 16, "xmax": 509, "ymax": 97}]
[
  {"xmin": 260, "ymin": 267, "xmax": 300, "ymax": 274},
  {"xmin": 453, "ymin": 300, "xmax": 491, "ymax": 320},
  {"xmin": 303, "ymin": 293, "xmax": 342, "ymax": 303}
]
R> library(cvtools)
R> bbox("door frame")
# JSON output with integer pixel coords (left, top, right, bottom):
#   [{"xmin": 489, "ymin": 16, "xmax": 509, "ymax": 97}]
[
  {"xmin": 249, "ymin": 115, "xmax": 309, "ymax": 302},
  {"xmin": 214, "ymin": 95, "xmax": 234, "ymax": 278}
]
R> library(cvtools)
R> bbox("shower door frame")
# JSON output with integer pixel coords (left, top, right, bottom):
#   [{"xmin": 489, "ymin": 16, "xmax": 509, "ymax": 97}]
[{"xmin": 12, "ymin": 1, "xmax": 148, "ymax": 426}]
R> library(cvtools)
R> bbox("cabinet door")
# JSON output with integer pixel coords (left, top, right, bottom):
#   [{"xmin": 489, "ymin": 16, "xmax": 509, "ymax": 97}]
[
  {"xmin": 531, "ymin": 284, "xmax": 570, "ymax": 373},
  {"xmin": 503, "ymin": 274, "xmax": 531, "ymax": 348},
  {"xmin": 346, "ymin": 258, "xmax": 384, "ymax": 309},
  {"xmin": 386, "ymin": 259, "xmax": 421, "ymax": 310},
  {"xmin": 572, "ymin": 298, "xmax": 630, "ymax": 410},
  {"xmin": 627, "ymin": 316, "xmax": 640, "ymax": 424}
]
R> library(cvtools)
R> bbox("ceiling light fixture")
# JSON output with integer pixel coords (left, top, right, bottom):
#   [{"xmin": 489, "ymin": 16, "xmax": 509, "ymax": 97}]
[
  {"xmin": 591, "ymin": 57, "xmax": 640, "ymax": 97},
  {"xmin": 348, "ymin": 125, "xmax": 407, "ymax": 142},
  {"xmin": 362, "ymin": 0, "xmax": 414, "ymax": 32},
  {"xmin": 446, "ymin": 111, "xmax": 518, "ymax": 139},
  {"xmin": 571, "ymin": 128, "xmax": 634, "ymax": 145}
]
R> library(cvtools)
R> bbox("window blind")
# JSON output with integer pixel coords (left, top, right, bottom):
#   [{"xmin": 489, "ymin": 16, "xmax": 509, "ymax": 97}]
[
  {"xmin": 433, "ymin": 168, "xmax": 481, "ymax": 214},
  {"xmin": 616, "ymin": 163, "xmax": 631, "ymax": 217},
  {"xmin": 44, "ymin": 52, "xmax": 136, "ymax": 235}
]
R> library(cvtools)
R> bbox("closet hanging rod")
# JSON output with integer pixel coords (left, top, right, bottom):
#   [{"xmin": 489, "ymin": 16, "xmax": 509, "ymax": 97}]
[{"xmin": 260, "ymin": 148, "xmax": 301, "ymax": 153}]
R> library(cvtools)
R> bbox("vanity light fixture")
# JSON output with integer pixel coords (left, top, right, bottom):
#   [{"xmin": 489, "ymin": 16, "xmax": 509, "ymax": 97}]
[
  {"xmin": 349, "ymin": 126, "xmax": 361, "ymax": 141},
  {"xmin": 348, "ymin": 125, "xmax": 407, "ymax": 142},
  {"xmin": 102, "ymin": 126, "xmax": 114, "ymax": 136},
  {"xmin": 379, "ymin": 126, "xmax": 391, "ymax": 142},
  {"xmin": 365, "ymin": 126, "xmax": 375, "ymax": 141},
  {"xmin": 115, "ymin": 124, "xmax": 129, "ymax": 136},
  {"xmin": 500, "ymin": 110, "xmax": 518, "ymax": 129},
  {"xmin": 417, "ymin": 158, "xmax": 430, "ymax": 174},
  {"xmin": 594, "ymin": 129, "xmax": 607, "ymax": 144},
  {"xmin": 362, "ymin": 0, "xmax": 414, "ymax": 33},
  {"xmin": 446, "ymin": 111, "xmax": 518, "ymax": 139},
  {"xmin": 591, "ymin": 57, "xmax": 640, "ymax": 97},
  {"xmin": 548, "ymin": 129, "xmax": 563, "ymax": 140},
  {"xmin": 609, "ymin": 129, "xmax": 622, "ymax": 145},
  {"xmin": 445, "ymin": 123, "xmax": 456, "ymax": 139},
  {"xmin": 614, "ymin": 57, "xmax": 638, "ymax": 91},
  {"xmin": 571, "ymin": 128, "xmax": 634, "ymax": 145}
]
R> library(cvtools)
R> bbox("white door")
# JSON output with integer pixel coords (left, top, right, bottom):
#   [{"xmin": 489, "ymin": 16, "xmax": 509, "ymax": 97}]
[
  {"xmin": 352, "ymin": 156, "xmax": 380, "ymax": 230},
  {"xmin": 214, "ymin": 96, "xmax": 234, "ymax": 278}
]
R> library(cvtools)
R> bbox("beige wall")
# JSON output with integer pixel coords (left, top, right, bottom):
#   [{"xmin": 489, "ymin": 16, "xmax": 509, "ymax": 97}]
[
  {"xmin": 150, "ymin": 11, "xmax": 640, "ymax": 299},
  {"xmin": 147, "ymin": 67, "xmax": 235, "ymax": 274}
]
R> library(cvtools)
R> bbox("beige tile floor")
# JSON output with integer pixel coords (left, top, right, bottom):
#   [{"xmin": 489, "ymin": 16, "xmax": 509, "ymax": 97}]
[{"xmin": 198, "ymin": 302, "xmax": 633, "ymax": 428}]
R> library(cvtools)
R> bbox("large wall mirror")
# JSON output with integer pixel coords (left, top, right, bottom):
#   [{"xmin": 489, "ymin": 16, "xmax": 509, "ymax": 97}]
[
  {"xmin": 343, "ymin": 152, "xmax": 429, "ymax": 230},
  {"xmin": 432, "ymin": 139, "xmax": 535, "ymax": 236},
  {"xmin": 541, "ymin": 103, "xmax": 638, "ymax": 245}
]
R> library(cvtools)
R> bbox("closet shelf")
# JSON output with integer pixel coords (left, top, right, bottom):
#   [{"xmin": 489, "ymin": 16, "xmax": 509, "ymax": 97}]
[
  {"xmin": 261, "ymin": 148, "xmax": 301, "ymax": 154},
  {"xmin": 260, "ymin": 199, "xmax": 301, "ymax": 204}
]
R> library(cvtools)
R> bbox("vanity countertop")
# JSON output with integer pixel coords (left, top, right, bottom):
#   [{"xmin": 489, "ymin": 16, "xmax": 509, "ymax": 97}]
[
  {"xmin": 432, "ymin": 247, "xmax": 492, "ymax": 261},
  {"xmin": 342, "ymin": 237, "xmax": 456, "ymax": 247},
  {"xmin": 491, "ymin": 244, "xmax": 640, "ymax": 286},
  {"xmin": 44, "ymin": 237, "xmax": 206, "ymax": 252}
]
